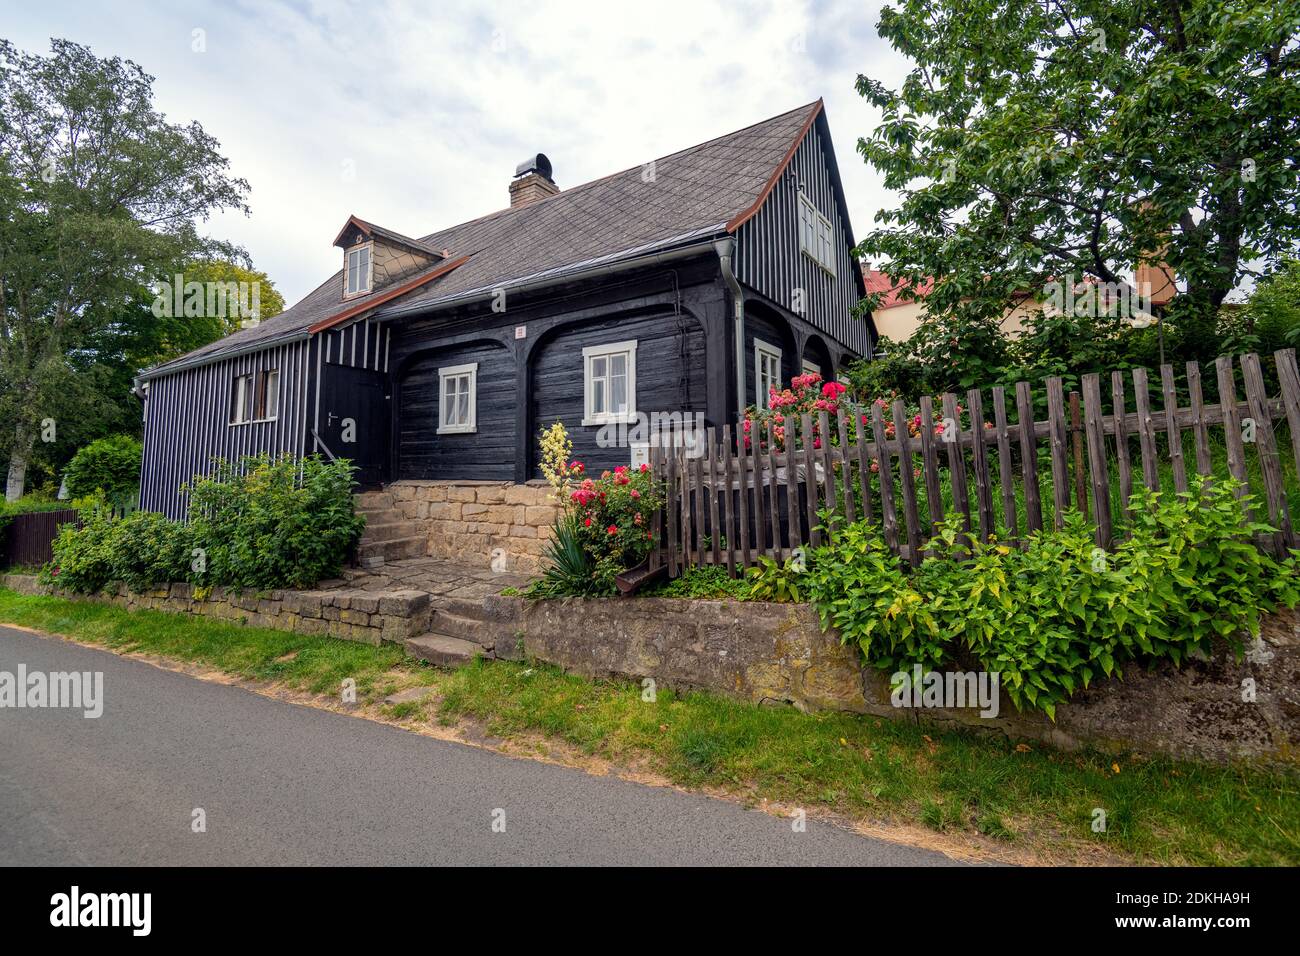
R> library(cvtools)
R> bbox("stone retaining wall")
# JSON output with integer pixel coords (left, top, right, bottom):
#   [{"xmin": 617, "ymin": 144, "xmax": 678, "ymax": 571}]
[
  {"xmin": 387, "ymin": 480, "xmax": 557, "ymax": 572},
  {"xmin": 483, "ymin": 593, "xmax": 1300, "ymax": 765},
  {"xmin": 6, "ymin": 567, "xmax": 1295, "ymax": 765},
  {"xmin": 0, "ymin": 574, "xmax": 430, "ymax": 647}
]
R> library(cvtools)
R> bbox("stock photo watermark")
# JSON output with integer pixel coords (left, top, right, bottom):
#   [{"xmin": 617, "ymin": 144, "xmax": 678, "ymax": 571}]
[{"xmin": 0, "ymin": 665, "xmax": 103, "ymax": 718}]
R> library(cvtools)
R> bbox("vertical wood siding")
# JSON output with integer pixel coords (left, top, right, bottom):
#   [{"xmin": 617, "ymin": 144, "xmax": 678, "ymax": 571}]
[
  {"xmin": 733, "ymin": 122, "xmax": 869, "ymax": 357},
  {"xmin": 139, "ymin": 339, "xmax": 312, "ymax": 519},
  {"xmin": 396, "ymin": 341, "xmax": 515, "ymax": 480},
  {"xmin": 532, "ymin": 311, "xmax": 706, "ymax": 477},
  {"xmin": 321, "ymin": 317, "xmax": 391, "ymax": 372},
  {"xmin": 744, "ymin": 311, "xmax": 796, "ymax": 408}
]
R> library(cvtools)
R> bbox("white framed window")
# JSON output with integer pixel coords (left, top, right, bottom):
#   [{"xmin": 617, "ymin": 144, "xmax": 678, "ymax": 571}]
[
  {"xmin": 797, "ymin": 192, "xmax": 837, "ymax": 277},
  {"xmin": 255, "ymin": 369, "xmax": 279, "ymax": 421},
  {"xmin": 230, "ymin": 373, "xmax": 254, "ymax": 425},
  {"xmin": 437, "ymin": 363, "xmax": 477, "ymax": 434},
  {"xmin": 755, "ymin": 339, "xmax": 783, "ymax": 409},
  {"xmin": 583, "ymin": 340, "xmax": 637, "ymax": 425},
  {"xmin": 345, "ymin": 242, "xmax": 373, "ymax": 297}
]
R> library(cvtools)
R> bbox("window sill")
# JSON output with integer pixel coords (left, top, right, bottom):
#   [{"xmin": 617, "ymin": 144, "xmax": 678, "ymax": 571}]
[
  {"xmin": 437, "ymin": 425, "xmax": 477, "ymax": 435},
  {"xmin": 799, "ymin": 248, "xmax": 836, "ymax": 278},
  {"xmin": 582, "ymin": 414, "xmax": 637, "ymax": 427},
  {"xmin": 228, "ymin": 417, "xmax": 278, "ymax": 427}
]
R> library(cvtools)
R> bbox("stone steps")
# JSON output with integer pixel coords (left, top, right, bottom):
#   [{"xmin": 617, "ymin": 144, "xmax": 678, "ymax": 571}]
[
  {"xmin": 404, "ymin": 633, "xmax": 484, "ymax": 668},
  {"xmin": 360, "ymin": 519, "xmax": 412, "ymax": 543},
  {"xmin": 355, "ymin": 491, "xmax": 395, "ymax": 511},
  {"xmin": 429, "ymin": 608, "xmax": 496, "ymax": 647},
  {"xmin": 357, "ymin": 535, "xmax": 426, "ymax": 565}
]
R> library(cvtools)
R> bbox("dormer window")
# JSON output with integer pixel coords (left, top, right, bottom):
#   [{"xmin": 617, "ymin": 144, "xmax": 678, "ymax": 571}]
[{"xmin": 345, "ymin": 242, "xmax": 373, "ymax": 297}]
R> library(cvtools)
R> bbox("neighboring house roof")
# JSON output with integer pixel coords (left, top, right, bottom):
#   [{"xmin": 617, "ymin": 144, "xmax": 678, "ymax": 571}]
[
  {"xmin": 865, "ymin": 269, "xmax": 935, "ymax": 309},
  {"xmin": 142, "ymin": 100, "xmax": 827, "ymax": 380}
]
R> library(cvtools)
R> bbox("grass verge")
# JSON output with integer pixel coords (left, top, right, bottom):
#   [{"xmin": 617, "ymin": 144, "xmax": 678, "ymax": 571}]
[{"xmin": 1, "ymin": 587, "xmax": 1296, "ymax": 866}]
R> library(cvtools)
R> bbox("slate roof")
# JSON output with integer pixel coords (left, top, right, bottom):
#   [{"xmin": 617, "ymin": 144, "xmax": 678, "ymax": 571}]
[{"xmin": 142, "ymin": 100, "xmax": 821, "ymax": 380}]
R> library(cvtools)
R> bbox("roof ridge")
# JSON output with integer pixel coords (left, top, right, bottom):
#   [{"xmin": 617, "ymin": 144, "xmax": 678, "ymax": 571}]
[{"xmin": 415, "ymin": 99, "xmax": 823, "ymax": 243}]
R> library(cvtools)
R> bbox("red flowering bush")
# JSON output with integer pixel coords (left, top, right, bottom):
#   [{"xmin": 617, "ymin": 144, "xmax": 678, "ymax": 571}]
[
  {"xmin": 562, "ymin": 462, "xmax": 665, "ymax": 590},
  {"xmin": 744, "ymin": 371, "xmax": 982, "ymax": 455}
]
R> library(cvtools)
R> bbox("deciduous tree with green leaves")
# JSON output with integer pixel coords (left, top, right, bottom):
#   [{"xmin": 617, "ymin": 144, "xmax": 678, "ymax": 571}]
[
  {"xmin": 0, "ymin": 38, "xmax": 251, "ymax": 500},
  {"xmin": 858, "ymin": 0, "xmax": 1300, "ymax": 372}
]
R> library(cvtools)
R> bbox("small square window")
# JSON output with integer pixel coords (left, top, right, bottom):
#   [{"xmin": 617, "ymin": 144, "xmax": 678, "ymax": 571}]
[
  {"xmin": 583, "ymin": 341, "xmax": 637, "ymax": 426},
  {"xmin": 437, "ymin": 363, "xmax": 477, "ymax": 434}
]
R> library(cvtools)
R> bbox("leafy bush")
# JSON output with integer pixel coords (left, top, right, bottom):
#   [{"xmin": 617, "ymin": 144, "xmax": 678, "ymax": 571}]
[
  {"xmin": 45, "ymin": 454, "xmax": 363, "ymax": 593},
  {"xmin": 803, "ymin": 476, "xmax": 1298, "ymax": 718},
  {"xmin": 567, "ymin": 464, "xmax": 665, "ymax": 591},
  {"xmin": 185, "ymin": 455, "xmax": 364, "ymax": 590},
  {"xmin": 531, "ymin": 421, "xmax": 666, "ymax": 597},
  {"xmin": 745, "ymin": 556, "xmax": 804, "ymax": 603},
  {"xmin": 529, "ymin": 514, "xmax": 600, "ymax": 599},
  {"xmin": 742, "ymin": 371, "xmax": 848, "ymax": 452},
  {"xmin": 106, "ymin": 510, "xmax": 195, "ymax": 591},
  {"xmin": 648, "ymin": 565, "xmax": 751, "ymax": 600},
  {"xmin": 41, "ymin": 499, "xmax": 117, "ymax": 592},
  {"xmin": 63, "ymin": 435, "xmax": 143, "ymax": 508}
]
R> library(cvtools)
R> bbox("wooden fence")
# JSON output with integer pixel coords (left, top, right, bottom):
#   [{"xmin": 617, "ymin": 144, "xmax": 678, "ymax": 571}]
[
  {"xmin": 1, "ymin": 509, "xmax": 79, "ymax": 568},
  {"xmin": 648, "ymin": 349, "xmax": 1300, "ymax": 575}
]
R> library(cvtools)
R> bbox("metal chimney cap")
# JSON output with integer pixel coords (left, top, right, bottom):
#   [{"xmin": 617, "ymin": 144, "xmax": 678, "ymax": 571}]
[{"xmin": 514, "ymin": 153, "xmax": 553, "ymax": 181}]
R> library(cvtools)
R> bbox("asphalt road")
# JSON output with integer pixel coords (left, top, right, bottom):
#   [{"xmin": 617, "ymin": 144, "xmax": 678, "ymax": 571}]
[{"xmin": 0, "ymin": 624, "xmax": 959, "ymax": 866}]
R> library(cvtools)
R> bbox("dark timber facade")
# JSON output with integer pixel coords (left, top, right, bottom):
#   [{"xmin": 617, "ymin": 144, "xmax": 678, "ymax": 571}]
[{"xmin": 137, "ymin": 101, "xmax": 876, "ymax": 519}]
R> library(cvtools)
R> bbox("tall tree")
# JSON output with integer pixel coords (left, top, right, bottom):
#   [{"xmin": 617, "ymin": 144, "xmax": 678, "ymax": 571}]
[
  {"xmin": 858, "ymin": 0, "xmax": 1300, "ymax": 362},
  {"xmin": 0, "ymin": 38, "xmax": 250, "ymax": 499}
]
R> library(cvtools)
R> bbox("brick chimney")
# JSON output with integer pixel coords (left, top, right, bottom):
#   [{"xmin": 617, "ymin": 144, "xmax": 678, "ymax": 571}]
[{"xmin": 510, "ymin": 153, "xmax": 558, "ymax": 208}]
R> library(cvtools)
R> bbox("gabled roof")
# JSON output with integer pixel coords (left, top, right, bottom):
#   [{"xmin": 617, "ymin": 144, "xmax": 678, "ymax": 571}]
[
  {"xmin": 332, "ymin": 214, "xmax": 447, "ymax": 258},
  {"xmin": 141, "ymin": 100, "xmax": 826, "ymax": 380}
]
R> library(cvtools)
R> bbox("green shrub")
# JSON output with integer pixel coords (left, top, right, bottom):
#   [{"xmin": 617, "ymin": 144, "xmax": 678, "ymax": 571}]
[
  {"xmin": 41, "ymin": 500, "xmax": 116, "ymax": 592},
  {"xmin": 803, "ymin": 476, "xmax": 1299, "ymax": 718},
  {"xmin": 528, "ymin": 514, "xmax": 600, "ymax": 599},
  {"xmin": 649, "ymin": 565, "xmax": 751, "ymax": 600},
  {"xmin": 45, "ymin": 454, "xmax": 363, "ymax": 593},
  {"xmin": 106, "ymin": 510, "xmax": 195, "ymax": 592},
  {"xmin": 745, "ymin": 556, "xmax": 805, "ymax": 603},
  {"xmin": 63, "ymin": 435, "xmax": 143, "ymax": 508},
  {"xmin": 185, "ymin": 454, "xmax": 364, "ymax": 590}
]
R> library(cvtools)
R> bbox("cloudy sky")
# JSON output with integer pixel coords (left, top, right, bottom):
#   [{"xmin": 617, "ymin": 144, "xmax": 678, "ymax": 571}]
[{"xmin": 4, "ymin": 0, "xmax": 910, "ymax": 304}]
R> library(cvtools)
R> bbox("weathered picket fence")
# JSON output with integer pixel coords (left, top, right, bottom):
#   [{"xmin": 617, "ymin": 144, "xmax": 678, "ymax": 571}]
[{"xmin": 648, "ymin": 349, "xmax": 1300, "ymax": 576}]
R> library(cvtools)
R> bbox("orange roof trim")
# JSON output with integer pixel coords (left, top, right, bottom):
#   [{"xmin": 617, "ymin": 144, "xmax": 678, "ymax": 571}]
[
  {"xmin": 308, "ymin": 254, "xmax": 472, "ymax": 334},
  {"xmin": 725, "ymin": 99, "xmax": 823, "ymax": 233}
]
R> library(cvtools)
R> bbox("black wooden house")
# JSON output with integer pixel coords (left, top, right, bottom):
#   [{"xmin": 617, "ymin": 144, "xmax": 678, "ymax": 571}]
[{"xmin": 137, "ymin": 100, "xmax": 876, "ymax": 518}]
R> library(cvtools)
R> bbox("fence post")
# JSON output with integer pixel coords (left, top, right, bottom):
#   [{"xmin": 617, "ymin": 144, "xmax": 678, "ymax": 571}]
[
  {"xmin": 967, "ymin": 388, "xmax": 996, "ymax": 540},
  {"xmin": 941, "ymin": 392, "xmax": 971, "ymax": 535},
  {"xmin": 1069, "ymin": 390, "xmax": 1089, "ymax": 521},
  {"xmin": 1046, "ymin": 377, "xmax": 1070, "ymax": 528},
  {"xmin": 1015, "ymin": 381, "xmax": 1043, "ymax": 534},
  {"xmin": 1082, "ymin": 373, "xmax": 1113, "ymax": 549},
  {"xmin": 1241, "ymin": 352, "xmax": 1288, "ymax": 554},
  {"xmin": 1215, "ymin": 355, "xmax": 1252, "ymax": 514},
  {"xmin": 992, "ymin": 386, "xmax": 1018, "ymax": 541}
]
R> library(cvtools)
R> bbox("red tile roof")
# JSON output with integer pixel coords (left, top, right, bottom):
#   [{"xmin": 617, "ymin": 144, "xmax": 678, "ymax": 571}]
[{"xmin": 864, "ymin": 269, "xmax": 934, "ymax": 309}]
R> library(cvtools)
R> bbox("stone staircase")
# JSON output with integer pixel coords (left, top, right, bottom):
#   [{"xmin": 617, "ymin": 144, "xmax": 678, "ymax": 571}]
[
  {"xmin": 403, "ymin": 597, "xmax": 502, "ymax": 668},
  {"xmin": 354, "ymin": 490, "xmax": 427, "ymax": 567}
]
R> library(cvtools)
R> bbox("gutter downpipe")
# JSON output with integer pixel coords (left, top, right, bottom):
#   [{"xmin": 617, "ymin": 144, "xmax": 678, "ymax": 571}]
[{"xmin": 714, "ymin": 237, "xmax": 745, "ymax": 421}]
